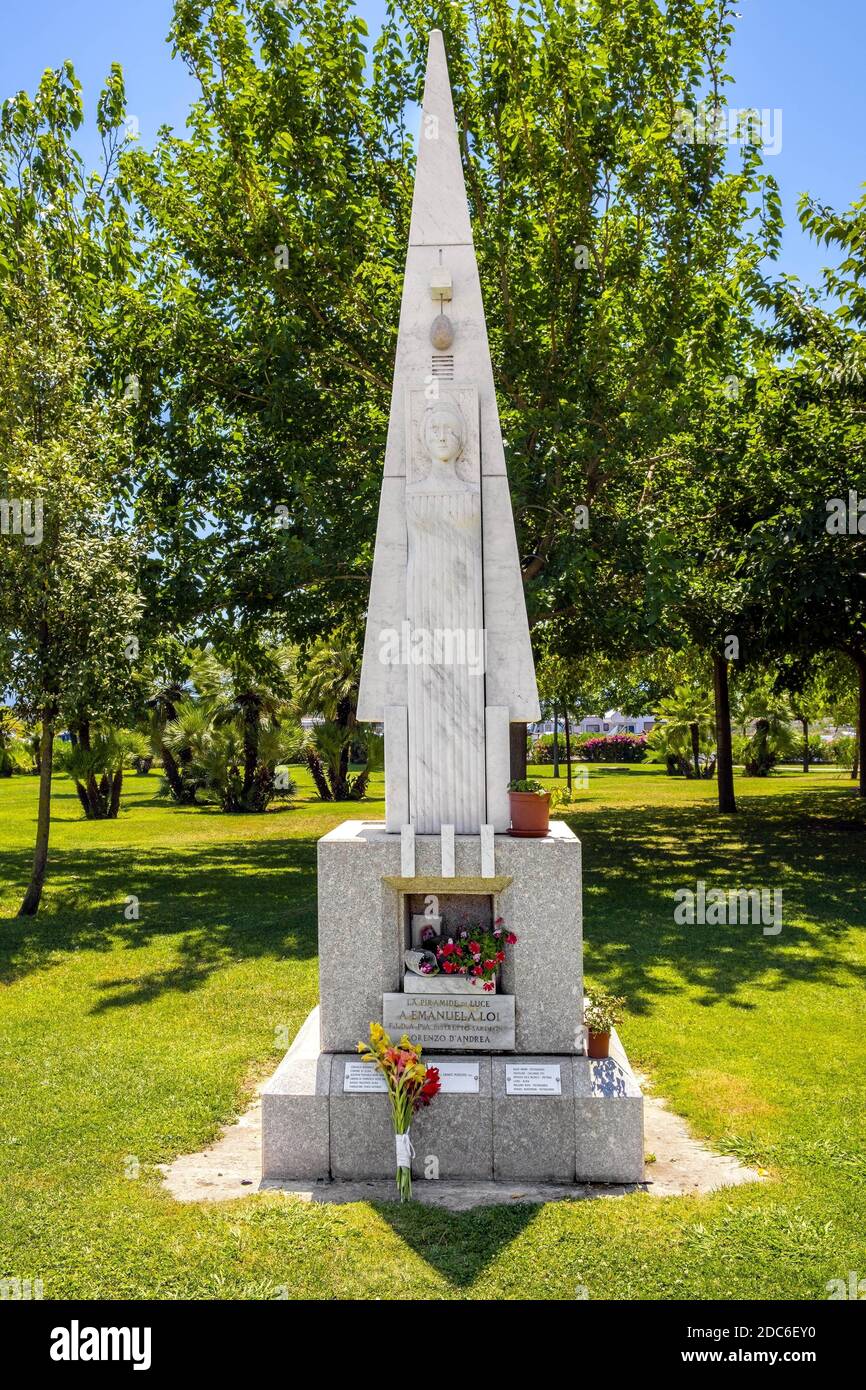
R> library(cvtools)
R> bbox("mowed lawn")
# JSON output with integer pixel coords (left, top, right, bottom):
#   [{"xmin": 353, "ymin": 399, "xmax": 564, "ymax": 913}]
[{"xmin": 1, "ymin": 761, "xmax": 865, "ymax": 1300}]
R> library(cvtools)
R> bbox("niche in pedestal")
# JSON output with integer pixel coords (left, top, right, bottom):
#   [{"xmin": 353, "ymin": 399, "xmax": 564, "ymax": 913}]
[
  {"xmin": 406, "ymin": 890, "xmax": 494, "ymax": 948},
  {"xmin": 396, "ymin": 888, "xmax": 510, "ymax": 1029}
]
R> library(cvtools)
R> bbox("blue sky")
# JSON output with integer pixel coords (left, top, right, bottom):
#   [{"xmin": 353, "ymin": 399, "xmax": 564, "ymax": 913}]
[{"xmin": 0, "ymin": 0, "xmax": 862, "ymax": 290}]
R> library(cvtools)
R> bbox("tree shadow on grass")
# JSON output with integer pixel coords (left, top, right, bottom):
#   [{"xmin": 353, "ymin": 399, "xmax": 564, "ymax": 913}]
[
  {"xmin": 568, "ymin": 783, "xmax": 866, "ymax": 1012},
  {"xmin": 0, "ymin": 836, "xmax": 320, "ymax": 997}
]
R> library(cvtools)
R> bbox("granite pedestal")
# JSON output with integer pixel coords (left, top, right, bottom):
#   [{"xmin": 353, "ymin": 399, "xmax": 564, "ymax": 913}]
[
  {"xmin": 262, "ymin": 1007, "xmax": 643, "ymax": 1184},
  {"xmin": 317, "ymin": 820, "xmax": 583, "ymax": 1054},
  {"xmin": 261, "ymin": 822, "xmax": 645, "ymax": 1187}
]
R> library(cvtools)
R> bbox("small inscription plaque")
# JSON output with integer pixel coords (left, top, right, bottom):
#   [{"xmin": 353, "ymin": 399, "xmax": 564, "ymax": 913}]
[
  {"xmin": 427, "ymin": 1060, "xmax": 480, "ymax": 1094},
  {"xmin": 505, "ymin": 1063, "xmax": 562, "ymax": 1096},
  {"xmin": 382, "ymin": 992, "xmax": 515, "ymax": 1051},
  {"xmin": 343, "ymin": 1061, "xmax": 388, "ymax": 1094}
]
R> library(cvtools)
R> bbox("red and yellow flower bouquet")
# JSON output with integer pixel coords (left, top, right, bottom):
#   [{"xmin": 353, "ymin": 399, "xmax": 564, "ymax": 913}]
[{"xmin": 357, "ymin": 1022, "xmax": 441, "ymax": 1201}]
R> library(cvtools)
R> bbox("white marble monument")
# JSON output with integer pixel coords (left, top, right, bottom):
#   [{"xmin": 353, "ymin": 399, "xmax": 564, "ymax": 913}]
[
  {"xmin": 357, "ymin": 27, "xmax": 539, "ymax": 836},
  {"xmin": 261, "ymin": 31, "xmax": 644, "ymax": 1188}
]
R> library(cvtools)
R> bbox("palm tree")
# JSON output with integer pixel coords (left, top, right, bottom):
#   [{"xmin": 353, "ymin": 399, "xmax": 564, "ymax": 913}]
[
  {"xmin": 731, "ymin": 686, "xmax": 797, "ymax": 775},
  {"xmin": 163, "ymin": 691, "xmax": 302, "ymax": 812},
  {"xmin": 304, "ymin": 721, "xmax": 375, "ymax": 802},
  {"xmin": 145, "ymin": 677, "xmax": 194, "ymax": 801},
  {"xmin": 57, "ymin": 728, "xmax": 150, "ymax": 819},
  {"xmin": 0, "ymin": 707, "xmax": 26, "ymax": 776},
  {"xmin": 648, "ymin": 685, "xmax": 715, "ymax": 778},
  {"xmin": 295, "ymin": 635, "xmax": 360, "ymax": 728},
  {"xmin": 190, "ymin": 647, "xmax": 294, "ymax": 801},
  {"xmin": 160, "ymin": 697, "xmax": 218, "ymax": 804},
  {"xmin": 295, "ymin": 633, "xmax": 367, "ymax": 800}
]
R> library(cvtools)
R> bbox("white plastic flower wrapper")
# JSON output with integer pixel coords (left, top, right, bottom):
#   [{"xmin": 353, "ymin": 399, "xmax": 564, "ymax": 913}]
[{"xmin": 395, "ymin": 1131, "xmax": 414, "ymax": 1170}]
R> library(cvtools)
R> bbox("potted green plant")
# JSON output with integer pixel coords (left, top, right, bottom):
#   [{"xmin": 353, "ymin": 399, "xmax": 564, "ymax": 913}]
[
  {"xmin": 507, "ymin": 777, "xmax": 550, "ymax": 836},
  {"xmin": 583, "ymin": 988, "xmax": 626, "ymax": 1058}
]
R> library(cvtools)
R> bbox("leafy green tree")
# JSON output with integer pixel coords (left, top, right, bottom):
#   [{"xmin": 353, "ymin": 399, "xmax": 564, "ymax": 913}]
[
  {"xmin": 0, "ymin": 59, "xmax": 135, "ymax": 328},
  {"xmin": 124, "ymin": 0, "xmax": 398, "ymax": 652},
  {"xmin": 535, "ymin": 652, "xmax": 601, "ymax": 794},
  {"xmin": 0, "ymin": 261, "xmax": 142, "ymax": 913},
  {"xmin": 769, "ymin": 654, "xmax": 850, "ymax": 773},
  {"xmin": 421, "ymin": 0, "xmax": 780, "ymax": 707},
  {"xmin": 124, "ymin": 0, "xmax": 782, "ymax": 686},
  {"xmin": 0, "ymin": 61, "xmax": 147, "ymax": 910},
  {"xmin": 744, "ymin": 188, "xmax": 866, "ymax": 794}
]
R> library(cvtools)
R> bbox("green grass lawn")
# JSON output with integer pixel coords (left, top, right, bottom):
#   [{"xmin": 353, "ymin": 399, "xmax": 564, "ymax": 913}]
[{"xmin": 1, "ymin": 761, "xmax": 865, "ymax": 1300}]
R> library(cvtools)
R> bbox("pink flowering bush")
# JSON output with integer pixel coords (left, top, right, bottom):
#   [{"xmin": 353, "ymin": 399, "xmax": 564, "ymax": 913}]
[{"xmin": 581, "ymin": 734, "xmax": 646, "ymax": 763}]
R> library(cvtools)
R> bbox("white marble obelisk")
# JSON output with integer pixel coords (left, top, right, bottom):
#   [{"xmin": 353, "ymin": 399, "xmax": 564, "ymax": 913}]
[{"xmin": 357, "ymin": 29, "xmax": 540, "ymax": 834}]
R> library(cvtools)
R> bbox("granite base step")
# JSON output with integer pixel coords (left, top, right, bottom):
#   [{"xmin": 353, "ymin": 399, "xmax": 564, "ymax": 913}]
[{"xmin": 262, "ymin": 1007, "xmax": 644, "ymax": 1185}]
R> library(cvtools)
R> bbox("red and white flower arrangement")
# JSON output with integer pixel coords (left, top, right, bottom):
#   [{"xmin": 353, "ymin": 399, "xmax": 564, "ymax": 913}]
[{"xmin": 434, "ymin": 916, "xmax": 517, "ymax": 992}]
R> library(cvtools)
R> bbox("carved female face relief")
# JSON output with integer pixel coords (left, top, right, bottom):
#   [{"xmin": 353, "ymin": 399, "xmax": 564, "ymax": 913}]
[
  {"xmin": 421, "ymin": 401, "xmax": 465, "ymax": 466},
  {"xmin": 404, "ymin": 386, "xmax": 478, "ymax": 492}
]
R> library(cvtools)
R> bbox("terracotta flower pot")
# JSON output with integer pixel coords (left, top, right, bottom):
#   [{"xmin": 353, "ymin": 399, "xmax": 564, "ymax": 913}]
[
  {"xmin": 587, "ymin": 1029, "xmax": 610, "ymax": 1058},
  {"xmin": 508, "ymin": 790, "xmax": 550, "ymax": 837}
]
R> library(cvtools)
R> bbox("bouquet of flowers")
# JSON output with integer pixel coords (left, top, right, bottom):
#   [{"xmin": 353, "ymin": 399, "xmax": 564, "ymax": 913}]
[
  {"xmin": 357, "ymin": 1022, "xmax": 441, "ymax": 1201},
  {"xmin": 435, "ymin": 916, "xmax": 517, "ymax": 991}
]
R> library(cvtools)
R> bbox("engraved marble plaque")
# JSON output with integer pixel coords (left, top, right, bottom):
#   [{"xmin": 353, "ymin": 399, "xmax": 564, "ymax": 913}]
[
  {"xmin": 382, "ymin": 992, "xmax": 515, "ymax": 1051},
  {"xmin": 342, "ymin": 1062, "xmax": 388, "ymax": 1093},
  {"xmin": 426, "ymin": 1060, "xmax": 480, "ymax": 1093},
  {"xmin": 504, "ymin": 1063, "xmax": 562, "ymax": 1096}
]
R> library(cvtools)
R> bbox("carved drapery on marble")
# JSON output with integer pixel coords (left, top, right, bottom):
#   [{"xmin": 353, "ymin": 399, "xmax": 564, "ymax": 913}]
[{"xmin": 405, "ymin": 387, "xmax": 486, "ymax": 832}]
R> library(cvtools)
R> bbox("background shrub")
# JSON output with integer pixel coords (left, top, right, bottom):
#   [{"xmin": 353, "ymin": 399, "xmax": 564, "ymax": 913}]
[
  {"xmin": 580, "ymin": 734, "xmax": 647, "ymax": 763},
  {"xmin": 829, "ymin": 735, "xmax": 857, "ymax": 766}
]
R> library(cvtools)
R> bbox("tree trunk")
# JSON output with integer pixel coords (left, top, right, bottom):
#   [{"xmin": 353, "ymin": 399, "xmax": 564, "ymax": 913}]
[
  {"xmin": 852, "ymin": 722, "xmax": 860, "ymax": 781},
  {"xmin": 305, "ymin": 747, "xmax": 333, "ymax": 801},
  {"xmin": 336, "ymin": 740, "xmax": 350, "ymax": 798},
  {"xmin": 332, "ymin": 700, "xmax": 352, "ymax": 799},
  {"xmin": 689, "ymin": 721, "xmax": 701, "ymax": 779},
  {"xmin": 855, "ymin": 652, "xmax": 866, "ymax": 798},
  {"xmin": 109, "ymin": 769, "xmax": 123, "ymax": 819},
  {"xmin": 801, "ymin": 717, "xmax": 809, "ymax": 773},
  {"xmin": 552, "ymin": 705, "xmax": 560, "ymax": 779},
  {"xmin": 242, "ymin": 705, "xmax": 259, "ymax": 800},
  {"xmin": 19, "ymin": 714, "xmax": 55, "ymax": 916},
  {"xmin": 161, "ymin": 745, "xmax": 185, "ymax": 800},
  {"xmin": 510, "ymin": 722, "xmax": 527, "ymax": 782},
  {"xmin": 564, "ymin": 710, "xmax": 573, "ymax": 798},
  {"xmin": 712, "ymin": 654, "xmax": 737, "ymax": 814},
  {"xmin": 77, "ymin": 719, "xmax": 98, "ymax": 808}
]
